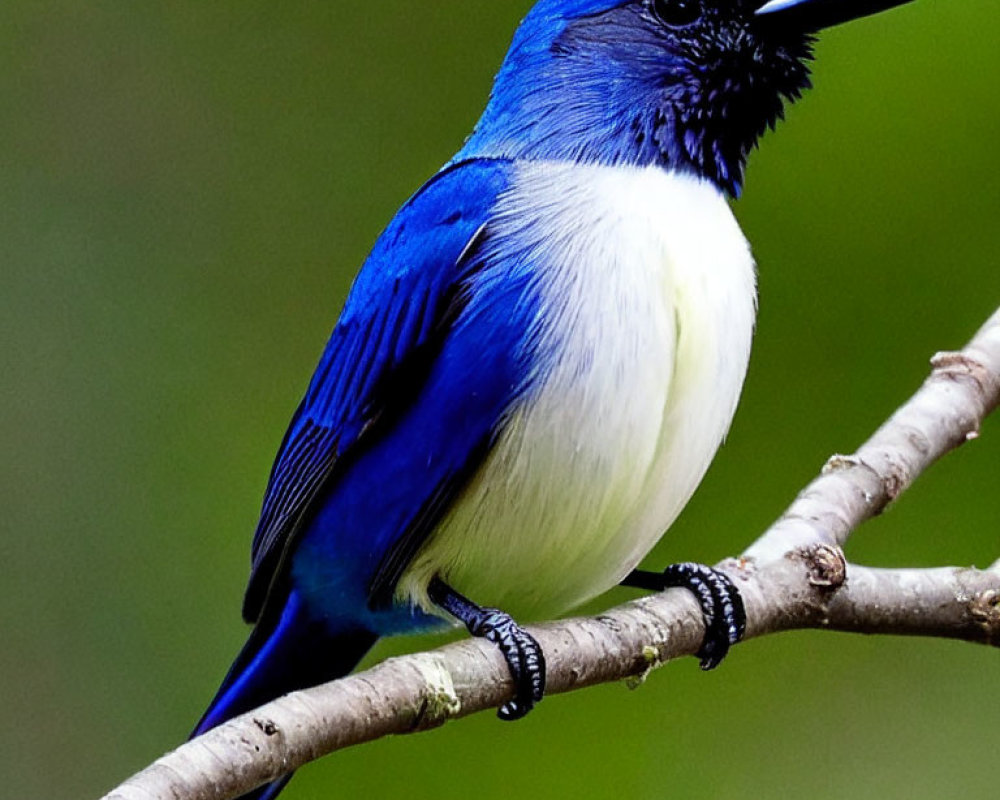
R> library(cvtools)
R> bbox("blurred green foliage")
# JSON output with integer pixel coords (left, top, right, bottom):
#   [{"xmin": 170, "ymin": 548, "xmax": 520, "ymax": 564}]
[{"xmin": 1, "ymin": 2, "xmax": 997, "ymax": 798}]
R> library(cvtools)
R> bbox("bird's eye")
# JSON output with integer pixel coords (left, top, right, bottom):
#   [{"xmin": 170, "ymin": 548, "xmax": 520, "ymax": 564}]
[{"xmin": 650, "ymin": 0, "xmax": 701, "ymax": 28}]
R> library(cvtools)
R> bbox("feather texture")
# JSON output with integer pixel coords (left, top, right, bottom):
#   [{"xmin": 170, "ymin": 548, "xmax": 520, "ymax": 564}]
[{"xmin": 398, "ymin": 161, "xmax": 756, "ymax": 620}]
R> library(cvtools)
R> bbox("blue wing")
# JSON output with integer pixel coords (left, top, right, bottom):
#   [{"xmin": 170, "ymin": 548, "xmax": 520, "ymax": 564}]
[{"xmin": 242, "ymin": 158, "xmax": 520, "ymax": 623}]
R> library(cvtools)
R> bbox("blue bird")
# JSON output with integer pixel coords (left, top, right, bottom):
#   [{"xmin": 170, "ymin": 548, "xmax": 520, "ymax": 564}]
[{"xmin": 192, "ymin": 1, "xmax": 915, "ymax": 798}]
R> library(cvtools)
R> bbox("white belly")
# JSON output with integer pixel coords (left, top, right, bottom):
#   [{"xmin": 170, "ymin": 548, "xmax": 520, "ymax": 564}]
[{"xmin": 399, "ymin": 161, "xmax": 756, "ymax": 620}]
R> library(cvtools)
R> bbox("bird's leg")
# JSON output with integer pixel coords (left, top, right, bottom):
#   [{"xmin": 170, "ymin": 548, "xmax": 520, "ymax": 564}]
[
  {"xmin": 427, "ymin": 577, "xmax": 545, "ymax": 721},
  {"xmin": 621, "ymin": 562, "xmax": 746, "ymax": 670}
]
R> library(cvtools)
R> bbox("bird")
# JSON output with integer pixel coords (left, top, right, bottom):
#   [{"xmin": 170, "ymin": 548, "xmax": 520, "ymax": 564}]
[{"xmin": 191, "ymin": 1, "xmax": 916, "ymax": 798}]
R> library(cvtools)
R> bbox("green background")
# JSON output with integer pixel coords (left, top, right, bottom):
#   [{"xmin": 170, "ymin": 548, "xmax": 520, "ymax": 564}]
[{"xmin": 2, "ymin": 2, "xmax": 997, "ymax": 799}]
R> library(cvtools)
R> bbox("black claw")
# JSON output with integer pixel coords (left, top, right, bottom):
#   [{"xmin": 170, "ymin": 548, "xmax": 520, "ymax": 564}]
[
  {"xmin": 468, "ymin": 608, "xmax": 546, "ymax": 720},
  {"xmin": 622, "ymin": 562, "xmax": 746, "ymax": 670},
  {"xmin": 428, "ymin": 578, "xmax": 546, "ymax": 720}
]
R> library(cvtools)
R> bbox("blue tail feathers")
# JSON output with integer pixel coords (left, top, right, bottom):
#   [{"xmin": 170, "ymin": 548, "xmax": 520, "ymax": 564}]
[{"xmin": 192, "ymin": 590, "xmax": 377, "ymax": 800}]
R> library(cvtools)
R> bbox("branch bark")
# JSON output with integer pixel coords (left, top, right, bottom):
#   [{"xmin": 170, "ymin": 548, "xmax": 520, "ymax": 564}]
[{"xmin": 102, "ymin": 307, "xmax": 1000, "ymax": 800}]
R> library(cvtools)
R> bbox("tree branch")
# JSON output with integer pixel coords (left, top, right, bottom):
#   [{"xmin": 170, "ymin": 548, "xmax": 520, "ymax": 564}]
[
  {"xmin": 101, "ymin": 307, "xmax": 1000, "ymax": 800},
  {"xmin": 745, "ymin": 307, "xmax": 1000, "ymax": 562}
]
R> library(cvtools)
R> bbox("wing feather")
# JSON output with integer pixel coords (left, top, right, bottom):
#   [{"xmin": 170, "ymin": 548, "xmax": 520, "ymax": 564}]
[{"xmin": 242, "ymin": 160, "xmax": 512, "ymax": 622}]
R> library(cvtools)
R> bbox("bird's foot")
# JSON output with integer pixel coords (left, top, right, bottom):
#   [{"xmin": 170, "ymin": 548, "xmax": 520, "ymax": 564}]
[
  {"xmin": 622, "ymin": 562, "xmax": 746, "ymax": 670},
  {"xmin": 427, "ymin": 578, "xmax": 545, "ymax": 720},
  {"xmin": 465, "ymin": 607, "xmax": 545, "ymax": 720}
]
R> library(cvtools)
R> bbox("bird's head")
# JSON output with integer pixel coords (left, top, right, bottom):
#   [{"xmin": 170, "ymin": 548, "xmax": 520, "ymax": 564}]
[{"xmin": 459, "ymin": 0, "xmax": 914, "ymax": 196}]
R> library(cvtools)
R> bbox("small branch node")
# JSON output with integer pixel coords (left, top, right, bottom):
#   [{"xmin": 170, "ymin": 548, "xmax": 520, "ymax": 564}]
[
  {"xmin": 408, "ymin": 653, "xmax": 462, "ymax": 729},
  {"xmin": 821, "ymin": 453, "xmax": 862, "ymax": 475},
  {"xmin": 930, "ymin": 351, "xmax": 996, "ymax": 426},
  {"xmin": 880, "ymin": 459, "xmax": 908, "ymax": 503},
  {"xmin": 795, "ymin": 544, "xmax": 848, "ymax": 590},
  {"xmin": 967, "ymin": 590, "xmax": 1000, "ymax": 644},
  {"xmin": 625, "ymin": 645, "xmax": 663, "ymax": 689},
  {"xmin": 930, "ymin": 350, "xmax": 986, "ymax": 379},
  {"xmin": 821, "ymin": 452, "xmax": 906, "ymax": 505}
]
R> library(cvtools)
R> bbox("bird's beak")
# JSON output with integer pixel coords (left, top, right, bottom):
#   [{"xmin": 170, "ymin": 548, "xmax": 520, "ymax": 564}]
[{"xmin": 755, "ymin": 0, "xmax": 915, "ymax": 30}]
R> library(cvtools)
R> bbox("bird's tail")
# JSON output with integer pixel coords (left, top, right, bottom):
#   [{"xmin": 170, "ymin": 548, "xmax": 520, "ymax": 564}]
[{"xmin": 192, "ymin": 590, "xmax": 377, "ymax": 800}]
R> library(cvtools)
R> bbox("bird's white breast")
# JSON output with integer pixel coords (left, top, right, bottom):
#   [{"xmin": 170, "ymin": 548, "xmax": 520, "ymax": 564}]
[{"xmin": 399, "ymin": 161, "xmax": 756, "ymax": 620}]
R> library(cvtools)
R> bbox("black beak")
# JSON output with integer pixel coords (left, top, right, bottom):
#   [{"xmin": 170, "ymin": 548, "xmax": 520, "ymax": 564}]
[{"xmin": 755, "ymin": 0, "xmax": 916, "ymax": 30}]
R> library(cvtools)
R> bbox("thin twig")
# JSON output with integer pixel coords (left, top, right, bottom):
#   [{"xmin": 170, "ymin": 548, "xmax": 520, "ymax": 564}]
[{"xmin": 744, "ymin": 306, "xmax": 1000, "ymax": 562}]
